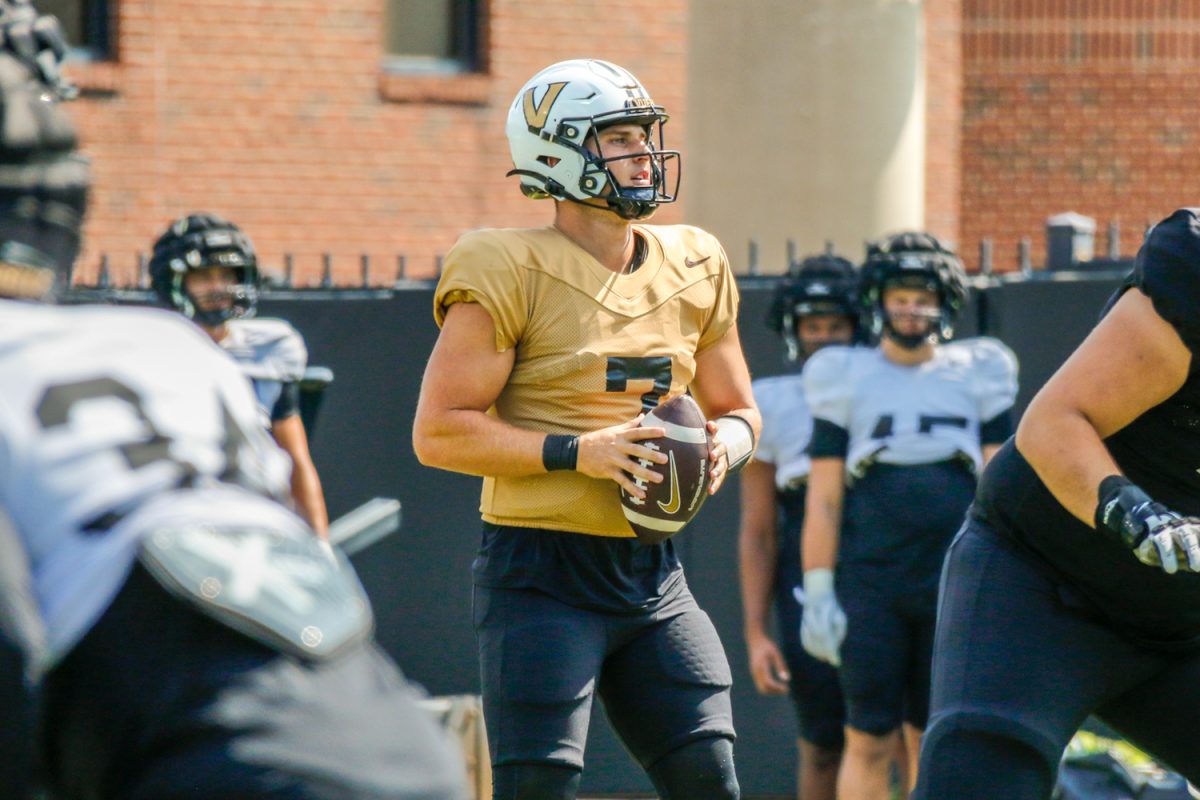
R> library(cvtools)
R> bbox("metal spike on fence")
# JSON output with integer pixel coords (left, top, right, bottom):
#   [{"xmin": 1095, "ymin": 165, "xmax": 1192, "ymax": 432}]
[
  {"xmin": 360, "ymin": 254, "xmax": 370, "ymax": 288},
  {"xmin": 825, "ymin": 240, "xmax": 835, "ymax": 256},
  {"xmin": 786, "ymin": 239, "xmax": 796, "ymax": 268},
  {"xmin": 1107, "ymin": 220, "xmax": 1120, "ymax": 259},
  {"xmin": 321, "ymin": 253, "xmax": 333, "ymax": 288},
  {"xmin": 97, "ymin": 253, "xmax": 110, "ymax": 289},
  {"xmin": 1018, "ymin": 238, "xmax": 1033, "ymax": 276},
  {"xmin": 435, "ymin": 255, "xmax": 444, "ymax": 277},
  {"xmin": 979, "ymin": 239, "xmax": 993, "ymax": 277},
  {"xmin": 284, "ymin": 253, "xmax": 294, "ymax": 288},
  {"xmin": 747, "ymin": 239, "xmax": 759, "ymax": 276},
  {"xmin": 137, "ymin": 251, "xmax": 148, "ymax": 288},
  {"xmin": 396, "ymin": 254, "xmax": 406, "ymax": 282}
]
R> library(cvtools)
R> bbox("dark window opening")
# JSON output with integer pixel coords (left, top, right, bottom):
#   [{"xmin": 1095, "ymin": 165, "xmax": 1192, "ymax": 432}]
[
  {"xmin": 38, "ymin": 0, "xmax": 110, "ymax": 61},
  {"xmin": 384, "ymin": 0, "xmax": 481, "ymax": 74}
]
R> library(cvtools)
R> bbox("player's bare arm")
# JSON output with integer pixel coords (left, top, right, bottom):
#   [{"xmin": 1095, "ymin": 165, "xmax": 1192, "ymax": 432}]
[
  {"xmin": 691, "ymin": 326, "xmax": 760, "ymax": 494},
  {"xmin": 1016, "ymin": 288, "xmax": 1188, "ymax": 526},
  {"xmin": 271, "ymin": 414, "xmax": 329, "ymax": 538},
  {"xmin": 413, "ymin": 301, "xmax": 667, "ymax": 497},
  {"xmin": 801, "ymin": 457, "xmax": 846, "ymax": 572},
  {"xmin": 738, "ymin": 459, "xmax": 790, "ymax": 695}
]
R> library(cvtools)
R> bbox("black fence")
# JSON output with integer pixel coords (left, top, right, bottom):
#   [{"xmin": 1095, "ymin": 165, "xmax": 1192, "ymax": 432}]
[
  {"xmin": 65, "ymin": 267, "xmax": 1130, "ymax": 797},
  {"xmin": 72, "ymin": 209, "xmax": 1137, "ymax": 291}
]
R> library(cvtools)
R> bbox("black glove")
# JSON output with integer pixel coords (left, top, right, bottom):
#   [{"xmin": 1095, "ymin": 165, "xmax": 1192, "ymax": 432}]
[{"xmin": 1095, "ymin": 476, "xmax": 1200, "ymax": 574}]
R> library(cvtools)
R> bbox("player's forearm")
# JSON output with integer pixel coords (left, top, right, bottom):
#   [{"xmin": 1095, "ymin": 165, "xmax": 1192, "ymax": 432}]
[
  {"xmin": 739, "ymin": 528, "xmax": 778, "ymax": 642},
  {"xmin": 802, "ymin": 510, "xmax": 840, "ymax": 572},
  {"xmin": 413, "ymin": 408, "xmax": 550, "ymax": 477},
  {"xmin": 290, "ymin": 463, "xmax": 329, "ymax": 538},
  {"xmin": 1015, "ymin": 404, "xmax": 1122, "ymax": 527},
  {"xmin": 802, "ymin": 460, "xmax": 844, "ymax": 571}
]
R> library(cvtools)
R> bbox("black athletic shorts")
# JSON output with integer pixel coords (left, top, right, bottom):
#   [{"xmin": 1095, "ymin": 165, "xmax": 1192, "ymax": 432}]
[
  {"xmin": 473, "ymin": 581, "xmax": 735, "ymax": 770},
  {"xmin": 41, "ymin": 562, "xmax": 468, "ymax": 800},
  {"xmin": 916, "ymin": 517, "xmax": 1200, "ymax": 799},
  {"xmin": 836, "ymin": 461, "xmax": 975, "ymax": 734},
  {"xmin": 836, "ymin": 565, "xmax": 936, "ymax": 734},
  {"xmin": 777, "ymin": 590, "xmax": 847, "ymax": 750},
  {"xmin": 775, "ymin": 489, "xmax": 845, "ymax": 750}
]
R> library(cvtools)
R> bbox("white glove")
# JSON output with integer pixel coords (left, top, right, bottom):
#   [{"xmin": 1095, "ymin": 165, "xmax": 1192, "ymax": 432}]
[
  {"xmin": 1097, "ymin": 478, "xmax": 1200, "ymax": 575},
  {"xmin": 800, "ymin": 568, "xmax": 846, "ymax": 667},
  {"xmin": 1133, "ymin": 516, "xmax": 1200, "ymax": 574}
]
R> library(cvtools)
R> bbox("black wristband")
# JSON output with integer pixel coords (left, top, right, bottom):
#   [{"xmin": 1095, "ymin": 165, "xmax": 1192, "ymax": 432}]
[
  {"xmin": 1094, "ymin": 474, "xmax": 1152, "ymax": 547},
  {"xmin": 542, "ymin": 434, "xmax": 579, "ymax": 472}
]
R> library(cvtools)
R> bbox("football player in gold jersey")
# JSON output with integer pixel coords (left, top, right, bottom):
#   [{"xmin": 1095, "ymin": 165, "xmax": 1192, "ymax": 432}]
[{"xmin": 414, "ymin": 59, "xmax": 760, "ymax": 800}]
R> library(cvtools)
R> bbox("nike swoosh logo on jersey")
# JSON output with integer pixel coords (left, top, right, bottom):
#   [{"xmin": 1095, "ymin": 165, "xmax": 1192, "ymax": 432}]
[
  {"xmin": 657, "ymin": 451, "xmax": 681, "ymax": 514},
  {"xmin": 684, "ymin": 255, "xmax": 711, "ymax": 268}
]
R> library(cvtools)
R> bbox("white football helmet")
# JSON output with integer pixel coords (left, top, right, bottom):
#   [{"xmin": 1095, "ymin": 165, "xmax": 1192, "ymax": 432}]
[{"xmin": 505, "ymin": 59, "xmax": 680, "ymax": 220}]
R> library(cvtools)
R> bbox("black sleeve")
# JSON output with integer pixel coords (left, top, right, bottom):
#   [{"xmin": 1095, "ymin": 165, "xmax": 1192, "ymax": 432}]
[
  {"xmin": 0, "ymin": 628, "xmax": 34, "ymax": 799},
  {"xmin": 980, "ymin": 409, "xmax": 1015, "ymax": 445},
  {"xmin": 271, "ymin": 381, "xmax": 301, "ymax": 422},
  {"xmin": 809, "ymin": 418, "xmax": 849, "ymax": 459},
  {"xmin": 1122, "ymin": 208, "xmax": 1200, "ymax": 356},
  {"xmin": 0, "ymin": 523, "xmax": 38, "ymax": 799}
]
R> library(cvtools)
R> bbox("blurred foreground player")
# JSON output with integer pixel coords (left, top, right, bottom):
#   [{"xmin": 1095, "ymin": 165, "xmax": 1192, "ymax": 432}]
[
  {"xmin": 149, "ymin": 214, "xmax": 330, "ymax": 538},
  {"xmin": 738, "ymin": 254, "xmax": 858, "ymax": 800},
  {"xmin": 915, "ymin": 211, "xmax": 1200, "ymax": 798},
  {"xmin": 414, "ymin": 58, "xmax": 759, "ymax": 799},
  {"xmin": 0, "ymin": 7, "xmax": 466, "ymax": 798}
]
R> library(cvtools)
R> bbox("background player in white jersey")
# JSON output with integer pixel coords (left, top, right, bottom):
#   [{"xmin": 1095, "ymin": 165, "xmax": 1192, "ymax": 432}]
[
  {"xmin": 413, "ymin": 59, "xmax": 760, "ymax": 800},
  {"xmin": 0, "ymin": 8, "xmax": 466, "ymax": 796},
  {"xmin": 738, "ymin": 253, "xmax": 858, "ymax": 800},
  {"xmin": 148, "ymin": 213, "xmax": 330, "ymax": 538},
  {"xmin": 799, "ymin": 232, "xmax": 1018, "ymax": 799}
]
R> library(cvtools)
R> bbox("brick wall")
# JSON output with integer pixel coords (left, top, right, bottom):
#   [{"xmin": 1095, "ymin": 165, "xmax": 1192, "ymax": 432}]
[
  {"xmin": 960, "ymin": 0, "xmax": 1200, "ymax": 272},
  {"xmin": 64, "ymin": 0, "xmax": 688, "ymax": 286}
]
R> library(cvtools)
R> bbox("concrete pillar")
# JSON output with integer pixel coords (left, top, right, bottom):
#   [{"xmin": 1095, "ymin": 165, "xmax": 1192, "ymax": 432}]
[{"xmin": 687, "ymin": 0, "xmax": 925, "ymax": 272}]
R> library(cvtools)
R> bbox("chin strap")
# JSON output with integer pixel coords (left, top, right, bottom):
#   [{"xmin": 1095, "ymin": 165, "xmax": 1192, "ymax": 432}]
[
  {"xmin": 880, "ymin": 308, "xmax": 949, "ymax": 350},
  {"xmin": 713, "ymin": 415, "xmax": 756, "ymax": 474},
  {"xmin": 883, "ymin": 325, "xmax": 933, "ymax": 350},
  {"xmin": 506, "ymin": 168, "xmax": 661, "ymax": 220}
]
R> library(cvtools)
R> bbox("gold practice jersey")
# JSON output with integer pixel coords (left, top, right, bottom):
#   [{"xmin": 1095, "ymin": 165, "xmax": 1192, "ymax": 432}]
[{"xmin": 434, "ymin": 224, "xmax": 739, "ymax": 537}]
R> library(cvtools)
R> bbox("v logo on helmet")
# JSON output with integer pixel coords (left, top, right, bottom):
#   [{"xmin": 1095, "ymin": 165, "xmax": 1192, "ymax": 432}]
[
  {"xmin": 523, "ymin": 82, "xmax": 568, "ymax": 131},
  {"xmin": 657, "ymin": 451, "xmax": 681, "ymax": 514}
]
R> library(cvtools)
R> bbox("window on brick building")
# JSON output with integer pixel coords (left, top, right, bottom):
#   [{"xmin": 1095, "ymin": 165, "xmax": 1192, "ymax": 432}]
[
  {"xmin": 39, "ymin": 0, "xmax": 110, "ymax": 60},
  {"xmin": 383, "ymin": 0, "xmax": 481, "ymax": 74}
]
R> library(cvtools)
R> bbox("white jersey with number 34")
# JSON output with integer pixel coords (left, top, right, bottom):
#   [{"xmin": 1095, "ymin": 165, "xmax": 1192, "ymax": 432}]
[{"xmin": 0, "ymin": 300, "xmax": 295, "ymax": 663}]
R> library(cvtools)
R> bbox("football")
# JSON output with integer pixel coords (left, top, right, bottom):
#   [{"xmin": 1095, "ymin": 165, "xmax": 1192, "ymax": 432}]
[{"xmin": 619, "ymin": 394, "xmax": 712, "ymax": 545}]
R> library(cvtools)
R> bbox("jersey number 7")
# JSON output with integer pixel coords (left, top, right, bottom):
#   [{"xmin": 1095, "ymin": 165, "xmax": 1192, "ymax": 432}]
[{"xmin": 606, "ymin": 356, "xmax": 673, "ymax": 413}]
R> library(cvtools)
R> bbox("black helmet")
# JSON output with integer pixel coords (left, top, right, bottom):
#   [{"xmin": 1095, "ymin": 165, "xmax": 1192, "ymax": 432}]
[
  {"xmin": 0, "ymin": 1, "xmax": 87, "ymax": 302},
  {"xmin": 149, "ymin": 213, "xmax": 259, "ymax": 326},
  {"xmin": 766, "ymin": 253, "xmax": 860, "ymax": 362},
  {"xmin": 859, "ymin": 231, "xmax": 967, "ymax": 348}
]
